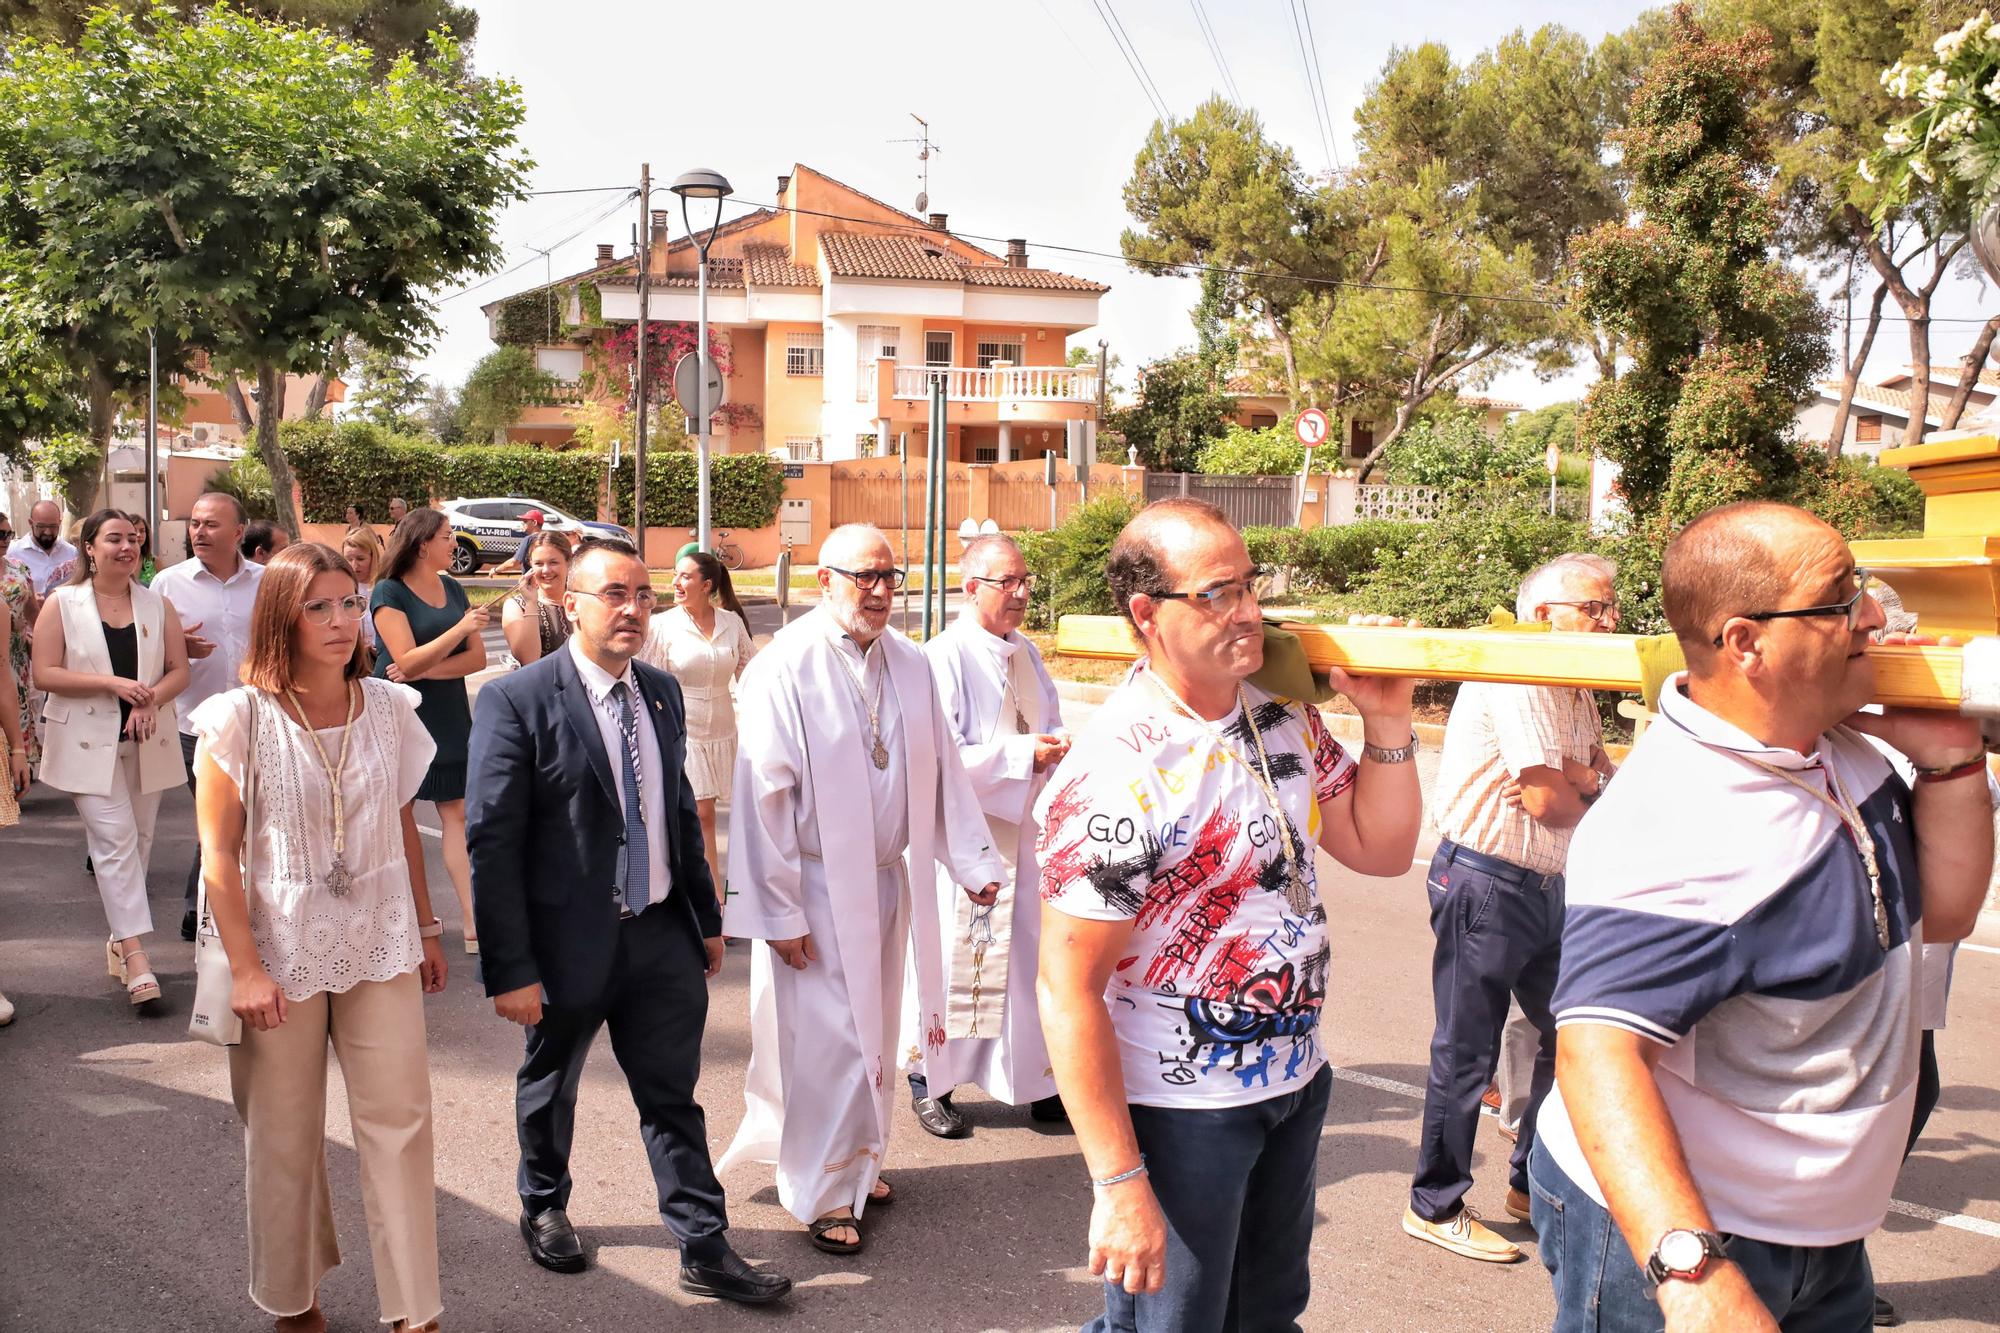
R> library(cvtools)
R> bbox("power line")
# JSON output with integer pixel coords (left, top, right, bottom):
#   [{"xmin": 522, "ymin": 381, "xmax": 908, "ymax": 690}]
[
  {"xmin": 1103, "ymin": 0, "xmax": 1171, "ymax": 118},
  {"xmin": 521, "ymin": 184, "xmax": 639, "ymax": 197},
  {"xmin": 1089, "ymin": 0, "xmax": 1169, "ymax": 124},
  {"xmin": 1297, "ymin": 0, "xmax": 1342, "ymax": 169},
  {"xmin": 1189, "ymin": 0, "xmax": 1240, "ymax": 103},
  {"xmin": 1287, "ymin": 0, "xmax": 1338, "ymax": 173},
  {"xmin": 433, "ymin": 189, "xmax": 637, "ymax": 305}
]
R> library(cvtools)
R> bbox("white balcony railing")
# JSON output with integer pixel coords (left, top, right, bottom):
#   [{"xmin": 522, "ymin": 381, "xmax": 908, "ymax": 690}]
[{"xmin": 891, "ymin": 364, "xmax": 1100, "ymax": 403}]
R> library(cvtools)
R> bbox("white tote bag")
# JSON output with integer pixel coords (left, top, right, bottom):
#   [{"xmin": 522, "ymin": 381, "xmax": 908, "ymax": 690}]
[{"xmin": 188, "ymin": 698, "xmax": 252, "ymax": 1047}]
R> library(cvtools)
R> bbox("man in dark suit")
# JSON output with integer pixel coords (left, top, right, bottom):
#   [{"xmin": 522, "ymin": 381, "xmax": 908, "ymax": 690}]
[{"xmin": 466, "ymin": 537, "xmax": 791, "ymax": 1306}]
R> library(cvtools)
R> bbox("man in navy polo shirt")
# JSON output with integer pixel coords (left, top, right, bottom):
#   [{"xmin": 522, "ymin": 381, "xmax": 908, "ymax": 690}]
[{"xmin": 1530, "ymin": 501, "xmax": 1993, "ymax": 1331}]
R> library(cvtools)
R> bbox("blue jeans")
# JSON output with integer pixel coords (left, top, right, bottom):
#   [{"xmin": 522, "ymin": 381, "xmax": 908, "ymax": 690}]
[
  {"xmin": 1530, "ymin": 1143, "xmax": 1875, "ymax": 1332},
  {"xmin": 1088, "ymin": 1065, "xmax": 1332, "ymax": 1333},
  {"xmin": 1410, "ymin": 838, "xmax": 1562, "ymax": 1221}
]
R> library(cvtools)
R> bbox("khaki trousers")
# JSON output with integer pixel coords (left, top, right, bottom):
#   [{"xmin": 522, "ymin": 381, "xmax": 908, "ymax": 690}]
[{"xmin": 228, "ymin": 970, "xmax": 441, "ymax": 1326}]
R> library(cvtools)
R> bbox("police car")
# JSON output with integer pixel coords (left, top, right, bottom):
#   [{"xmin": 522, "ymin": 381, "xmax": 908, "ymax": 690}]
[{"xmin": 437, "ymin": 497, "xmax": 635, "ymax": 576}]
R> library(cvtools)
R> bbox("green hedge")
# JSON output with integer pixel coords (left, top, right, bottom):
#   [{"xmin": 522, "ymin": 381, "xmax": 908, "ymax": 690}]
[
  {"xmin": 1243, "ymin": 521, "xmax": 1423, "ymax": 595},
  {"xmin": 1017, "ymin": 492, "xmax": 1144, "ymax": 631},
  {"xmin": 607, "ymin": 450, "xmax": 786, "ymax": 530},
  {"xmin": 284, "ymin": 420, "xmax": 784, "ymax": 530},
  {"xmin": 1347, "ymin": 488, "xmax": 1597, "ymax": 628}
]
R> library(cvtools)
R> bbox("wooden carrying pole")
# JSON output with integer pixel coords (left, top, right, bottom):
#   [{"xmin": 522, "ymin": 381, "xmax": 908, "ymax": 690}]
[{"xmin": 1053, "ymin": 616, "xmax": 1971, "ymax": 712}]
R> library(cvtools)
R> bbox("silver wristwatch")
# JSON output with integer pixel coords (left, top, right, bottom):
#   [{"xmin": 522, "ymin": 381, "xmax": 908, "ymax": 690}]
[
  {"xmin": 1362, "ymin": 735, "xmax": 1418, "ymax": 765},
  {"xmin": 1645, "ymin": 1229, "xmax": 1726, "ymax": 1285}
]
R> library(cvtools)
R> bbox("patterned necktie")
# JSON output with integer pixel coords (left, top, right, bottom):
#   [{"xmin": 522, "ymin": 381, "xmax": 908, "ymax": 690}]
[{"xmin": 611, "ymin": 680, "xmax": 649, "ymax": 915}]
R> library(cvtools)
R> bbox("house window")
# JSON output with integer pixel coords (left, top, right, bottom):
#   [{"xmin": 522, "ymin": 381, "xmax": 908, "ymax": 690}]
[
  {"xmin": 1248, "ymin": 412, "xmax": 1278, "ymax": 429},
  {"xmin": 976, "ymin": 338, "xmax": 1025, "ymax": 368},
  {"xmin": 1347, "ymin": 421, "xmax": 1375, "ymax": 459},
  {"xmin": 1856, "ymin": 414, "xmax": 1883, "ymax": 444},
  {"xmin": 856, "ymin": 433, "xmax": 878, "ymax": 459},
  {"xmin": 973, "ymin": 440, "xmax": 998, "ymax": 463},
  {"xmin": 925, "ymin": 331, "xmax": 954, "ymax": 366},
  {"xmin": 785, "ymin": 332, "xmax": 824, "ymax": 377},
  {"xmin": 781, "ymin": 437, "xmax": 822, "ymax": 462},
  {"xmin": 534, "ymin": 347, "xmax": 585, "ymax": 382},
  {"xmin": 857, "ymin": 325, "xmax": 899, "ymax": 402}
]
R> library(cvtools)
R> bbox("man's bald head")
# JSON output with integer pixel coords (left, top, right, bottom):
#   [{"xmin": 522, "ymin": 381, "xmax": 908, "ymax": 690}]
[
  {"xmin": 961, "ymin": 534, "xmax": 1022, "ymax": 580},
  {"xmin": 1106, "ymin": 499, "xmax": 1234, "ymax": 625},
  {"xmin": 1662, "ymin": 501, "xmax": 1845, "ymax": 662},
  {"xmin": 29, "ymin": 499, "xmax": 59, "ymax": 524},
  {"xmin": 820, "ymin": 523, "xmax": 892, "ymax": 570}
]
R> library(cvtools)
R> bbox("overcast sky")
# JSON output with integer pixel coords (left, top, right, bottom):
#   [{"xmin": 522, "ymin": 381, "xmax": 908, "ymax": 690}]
[{"xmin": 416, "ymin": 0, "xmax": 1998, "ymax": 410}]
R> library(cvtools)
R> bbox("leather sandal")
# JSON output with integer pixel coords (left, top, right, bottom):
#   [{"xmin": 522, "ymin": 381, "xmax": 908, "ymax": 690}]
[
  {"xmin": 107, "ymin": 939, "xmax": 161, "ymax": 1006},
  {"xmin": 868, "ymin": 1176, "xmax": 896, "ymax": 1206},
  {"xmin": 808, "ymin": 1213, "xmax": 863, "ymax": 1255}
]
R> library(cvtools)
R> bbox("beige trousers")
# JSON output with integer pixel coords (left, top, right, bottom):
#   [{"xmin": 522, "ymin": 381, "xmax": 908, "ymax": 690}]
[{"xmin": 228, "ymin": 970, "xmax": 441, "ymax": 1326}]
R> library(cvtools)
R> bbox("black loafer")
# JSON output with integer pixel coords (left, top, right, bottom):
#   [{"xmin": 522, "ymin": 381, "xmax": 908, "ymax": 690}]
[
  {"xmin": 679, "ymin": 1249, "xmax": 793, "ymax": 1304},
  {"xmin": 913, "ymin": 1093, "xmax": 969, "ymax": 1139},
  {"xmin": 521, "ymin": 1208, "xmax": 586, "ymax": 1273},
  {"xmin": 180, "ymin": 910, "xmax": 197, "ymax": 942}
]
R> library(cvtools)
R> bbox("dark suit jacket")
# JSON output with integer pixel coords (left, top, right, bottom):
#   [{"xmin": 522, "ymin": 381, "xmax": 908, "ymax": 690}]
[{"xmin": 466, "ymin": 647, "xmax": 721, "ymax": 1005}]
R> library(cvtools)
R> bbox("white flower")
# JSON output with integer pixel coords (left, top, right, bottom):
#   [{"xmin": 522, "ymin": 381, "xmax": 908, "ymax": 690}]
[
  {"xmin": 1885, "ymin": 126, "xmax": 1915, "ymax": 150},
  {"xmin": 1921, "ymin": 69, "xmax": 1953, "ymax": 105},
  {"xmin": 1986, "ymin": 71, "xmax": 2000, "ymax": 100},
  {"xmin": 1911, "ymin": 154, "xmax": 1936, "ymax": 183},
  {"xmin": 1858, "ymin": 156, "xmax": 1878, "ymax": 183},
  {"xmin": 1934, "ymin": 106, "xmax": 1981, "ymax": 143}
]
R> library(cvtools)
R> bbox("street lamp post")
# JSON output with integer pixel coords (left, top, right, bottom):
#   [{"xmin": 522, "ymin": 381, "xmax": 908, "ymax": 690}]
[{"xmin": 670, "ymin": 168, "xmax": 734, "ymax": 553}]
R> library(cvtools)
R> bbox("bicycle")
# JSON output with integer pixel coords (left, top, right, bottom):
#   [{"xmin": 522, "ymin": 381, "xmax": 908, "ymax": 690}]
[{"xmin": 711, "ymin": 529, "xmax": 745, "ymax": 570}]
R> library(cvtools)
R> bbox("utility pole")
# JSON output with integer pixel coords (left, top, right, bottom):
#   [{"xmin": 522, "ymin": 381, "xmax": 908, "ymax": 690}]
[
  {"xmin": 633, "ymin": 162, "xmax": 651, "ymax": 564},
  {"xmin": 145, "ymin": 328, "xmax": 158, "ymax": 542}
]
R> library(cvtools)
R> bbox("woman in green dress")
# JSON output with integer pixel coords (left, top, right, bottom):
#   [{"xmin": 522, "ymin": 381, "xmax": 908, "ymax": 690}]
[{"xmin": 370, "ymin": 509, "xmax": 489, "ymax": 954}]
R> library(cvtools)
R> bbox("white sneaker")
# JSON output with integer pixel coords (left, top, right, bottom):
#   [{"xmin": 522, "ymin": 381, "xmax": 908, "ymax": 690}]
[{"xmin": 0, "ymin": 989, "xmax": 15, "ymax": 1025}]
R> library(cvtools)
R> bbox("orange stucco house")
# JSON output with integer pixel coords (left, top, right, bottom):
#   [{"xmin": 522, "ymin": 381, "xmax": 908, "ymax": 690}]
[{"xmin": 483, "ymin": 164, "xmax": 1110, "ymax": 464}]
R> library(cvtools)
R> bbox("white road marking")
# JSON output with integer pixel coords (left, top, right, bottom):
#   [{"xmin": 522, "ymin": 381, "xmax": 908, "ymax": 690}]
[
  {"xmin": 417, "ymin": 824, "xmax": 442, "ymax": 839},
  {"xmin": 1957, "ymin": 941, "xmax": 2000, "ymax": 956},
  {"xmin": 1325, "ymin": 1064, "xmax": 2000, "ymax": 1242}
]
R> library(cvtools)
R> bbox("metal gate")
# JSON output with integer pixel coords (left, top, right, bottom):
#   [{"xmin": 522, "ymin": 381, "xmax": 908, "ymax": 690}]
[{"xmin": 1143, "ymin": 473, "xmax": 1298, "ymax": 528}]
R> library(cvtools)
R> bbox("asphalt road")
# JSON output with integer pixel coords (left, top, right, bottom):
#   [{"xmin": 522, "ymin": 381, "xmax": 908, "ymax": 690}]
[{"xmin": 4, "ymin": 688, "xmax": 1999, "ymax": 1330}]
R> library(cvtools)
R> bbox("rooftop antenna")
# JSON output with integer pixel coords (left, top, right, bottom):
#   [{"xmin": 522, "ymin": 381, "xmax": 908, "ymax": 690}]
[{"xmin": 889, "ymin": 112, "xmax": 940, "ymax": 214}]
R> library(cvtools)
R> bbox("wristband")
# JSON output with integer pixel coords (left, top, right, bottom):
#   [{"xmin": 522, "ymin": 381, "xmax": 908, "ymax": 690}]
[
  {"xmin": 419, "ymin": 918, "xmax": 445, "ymax": 939},
  {"xmin": 1091, "ymin": 1155, "xmax": 1148, "ymax": 1189},
  {"xmin": 1916, "ymin": 756, "xmax": 1988, "ymax": 784}
]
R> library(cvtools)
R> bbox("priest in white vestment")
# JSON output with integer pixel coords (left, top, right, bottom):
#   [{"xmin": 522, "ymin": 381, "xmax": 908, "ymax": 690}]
[
  {"xmin": 718, "ymin": 524, "xmax": 1008, "ymax": 1255},
  {"xmin": 901, "ymin": 535, "xmax": 1069, "ymax": 1138}
]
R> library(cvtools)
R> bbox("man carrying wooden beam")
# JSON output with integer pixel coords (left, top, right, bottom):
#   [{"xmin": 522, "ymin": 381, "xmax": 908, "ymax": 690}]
[
  {"xmin": 1530, "ymin": 501, "xmax": 1995, "ymax": 1332},
  {"xmin": 1404, "ymin": 553, "xmax": 1621, "ymax": 1265}
]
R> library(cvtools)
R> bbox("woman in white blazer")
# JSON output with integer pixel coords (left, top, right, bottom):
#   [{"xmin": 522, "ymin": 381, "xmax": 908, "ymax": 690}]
[{"xmin": 31, "ymin": 510, "xmax": 190, "ymax": 1007}]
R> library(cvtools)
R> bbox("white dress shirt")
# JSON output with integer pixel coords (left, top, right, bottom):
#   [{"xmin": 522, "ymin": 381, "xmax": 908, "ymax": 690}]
[
  {"xmin": 7, "ymin": 536, "xmax": 77, "ymax": 595},
  {"xmin": 567, "ymin": 636, "xmax": 673, "ymax": 907},
  {"xmin": 151, "ymin": 554, "xmax": 264, "ymax": 734}
]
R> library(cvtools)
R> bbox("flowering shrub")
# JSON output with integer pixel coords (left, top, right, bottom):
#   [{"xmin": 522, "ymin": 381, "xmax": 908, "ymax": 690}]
[{"xmin": 1863, "ymin": 11, "xmax": 2000, "ymax": 216}]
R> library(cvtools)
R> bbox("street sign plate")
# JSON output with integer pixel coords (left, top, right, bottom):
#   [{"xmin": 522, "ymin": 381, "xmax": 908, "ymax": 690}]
[
  {"xmin": 672, "ymin": 353, "xmax": 727, "ymax": 419},
  {"xmin": 1296, "ymin": 408, "xmax": 1330, "ymax": 447}
]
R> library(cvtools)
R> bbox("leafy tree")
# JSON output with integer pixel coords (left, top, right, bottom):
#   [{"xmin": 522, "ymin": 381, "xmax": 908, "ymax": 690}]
[
  {"xmin": 1572, "ymin": 6, "xmax": 1829, "ymax": 524},
  {"xmin": 1504, "ymin": 400, "xmax": 1580, "ymax": 457},
  {"xmin": 457, "ymin": 347, "xmax": 556, "ymax": 445},
  {"xmin": 1108, "ymin": 270, "xmax": 1238, "ymax": 471},
  {"xmin": 0, "ymin": 6, "xmax": 531, "ymax": 535},
  {"xmin": 1196, "ymin": 422, "xmax": 1306, "ymax": 475},
  {"xmin": 1382, "ymin": 413, "xmax": 1543, "ymax": 489},
  {"xmin": 1703, "ymin": 0, "xmax": 1987, "ymax": 449},
  {"xmin": 0, "ymin": 0, "xmax": 478, "ymax": 68},
  {"xmin": 416, "ymin": 378, "xmax": 463, "ymax": 443},
  {"xmin": 347, "ymin": 345, "xmax": 429, "ymax": 430}
]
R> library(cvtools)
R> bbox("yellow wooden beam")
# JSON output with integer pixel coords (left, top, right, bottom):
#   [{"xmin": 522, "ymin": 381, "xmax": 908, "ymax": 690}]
[{"xmin": 1053, "ymin": 616, "xmax": 1967, "ymax": 711}]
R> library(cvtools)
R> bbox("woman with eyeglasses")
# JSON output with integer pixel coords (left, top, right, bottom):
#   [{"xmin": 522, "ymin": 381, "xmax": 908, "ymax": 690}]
[
  {"xmin": 639, "ymin": 550, "xmax": 757, "ymax": 906},
  {"xmin": 370, "ymin": 509, "xmax": 488, "ymax": 955},
  {"xmin": 501, "ymin": 531, "xmax": 573, "ymax": 667},
  {"xmin": 191, "ymin": 542, "xmax": 448, "ymax": 1333},
  {"xmin": 31, "ymin": 510, "xmax": 191, "ymax": 1007}
]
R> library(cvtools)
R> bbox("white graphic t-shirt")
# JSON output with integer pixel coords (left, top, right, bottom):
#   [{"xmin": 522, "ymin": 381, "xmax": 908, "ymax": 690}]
[{"xmin": 1035, "ymin": 667, "xmax": 1355, "ymax": 1109}]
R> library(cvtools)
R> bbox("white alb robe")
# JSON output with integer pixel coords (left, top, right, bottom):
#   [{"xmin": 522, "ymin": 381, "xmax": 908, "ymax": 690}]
[
  {"xmin": 718, "ymin": 608, "xmax": 1007, "ymax": 1223},
  {"xmin": 900, "ymin": 612, "xmax": 1063, "ymax": 1105}
]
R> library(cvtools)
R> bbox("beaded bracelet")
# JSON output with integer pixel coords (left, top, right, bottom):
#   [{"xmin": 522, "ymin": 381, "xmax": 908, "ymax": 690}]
[{"xmin": 1091, "ymin": 1156, "xmax": 1149, "ymax": 1189}]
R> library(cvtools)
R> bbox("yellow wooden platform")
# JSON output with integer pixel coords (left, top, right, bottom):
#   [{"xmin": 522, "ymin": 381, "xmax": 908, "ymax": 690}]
[{"xmin": 1052, "ymin": 616, "xmax": 1968, "ymax": 712}]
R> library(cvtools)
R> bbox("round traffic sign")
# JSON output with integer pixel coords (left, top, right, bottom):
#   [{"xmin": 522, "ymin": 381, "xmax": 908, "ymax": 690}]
[{"xmin": 1295, "ymin": 408, "xmax": 1330, "ymax": 447}]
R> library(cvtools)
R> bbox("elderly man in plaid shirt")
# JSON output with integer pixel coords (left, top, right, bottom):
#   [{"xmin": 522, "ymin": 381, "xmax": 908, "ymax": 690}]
[{"xmin": 1403, "ymin": 553, "xmax": 1620, "ymax": 1264}]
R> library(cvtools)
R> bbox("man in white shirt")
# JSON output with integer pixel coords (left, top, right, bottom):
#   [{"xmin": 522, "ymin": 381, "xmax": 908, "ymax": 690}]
[
  {"xmin": 8, "ymin": 500, "xmax": 77, "ymax": 595},
  {"xmin": 150, "ymin": 492, "xmax": 262, "ymax": 938}
]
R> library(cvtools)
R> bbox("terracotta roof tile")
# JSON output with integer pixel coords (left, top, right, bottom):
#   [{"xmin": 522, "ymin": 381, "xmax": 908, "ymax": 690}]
[
  {"xmin": 818, "ymin": 230, "xmax": 965, "ymax": 282},
  {"xmin": 744, "ymin": 245, "xmax": 819, "ymax": 288},
  {"xmin": 597, "ymin": 258, "xmax": 745, "ymax": 290},
  {"xmin": 1814, "ymin": 381, "xmax": 1939, "ymax": 424},
  {"xmin": 960, "ymin": 263, "xmax": 1109, "ymax": 293}
]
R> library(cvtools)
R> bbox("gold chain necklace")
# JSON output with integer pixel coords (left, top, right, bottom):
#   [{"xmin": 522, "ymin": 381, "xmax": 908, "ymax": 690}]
[
  {"xmin": 283, "ymin": 682, "xmax": 361, "ymax": 897},
  {"xmin": 1746, "ymin": 755, "xmax": 1888, "ymax": 950},
  {"xmin": 831, "ymin": 638, "xmax": 891, "ymax": 770},
  {"xmin": 1147, "ymin": 671, "xmax": 1315, "ymax": 916}
]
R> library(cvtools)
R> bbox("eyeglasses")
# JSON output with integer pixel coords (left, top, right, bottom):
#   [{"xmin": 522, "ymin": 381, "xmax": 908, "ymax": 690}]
[
  {"xmin": 301, "ymin": 595, "xmax": 371, "ymax": 626},
  {"xmin": 969, "ymin": 574, "xmax": 1036, "ymax": 595},
  {"xmin": 1148, "ymin": 567, "xmax": 1269, "ymax": 617},
  {"xmin": 827, "ymin": 566, "xmax": 907, "ymax": 592},
  {"xmin": 572, "ymin": 586, "xmax": 660, "ymax": 611},
  {"xmin": 1712, "ymin": 568, "xmax": 1874, "ymax": 648},
  {"xmin": 1545, "ymin": 599, "xmax": 1620, "ymax": 623}
]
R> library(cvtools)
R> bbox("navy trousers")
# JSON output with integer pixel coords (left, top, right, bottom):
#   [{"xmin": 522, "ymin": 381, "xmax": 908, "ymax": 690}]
[{"xmin": 1410, "ymin": 838, "xmax": 1563, "ymax": 1222}]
